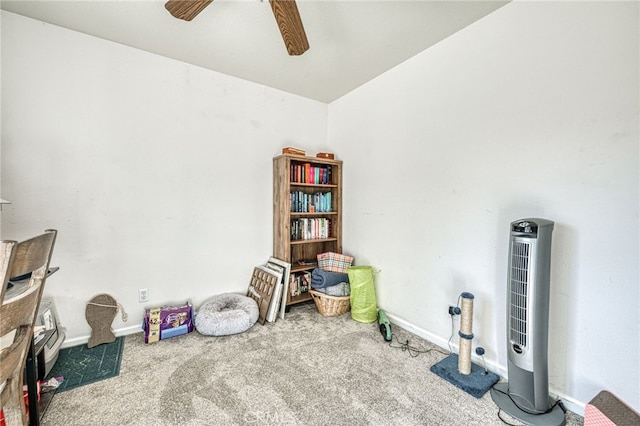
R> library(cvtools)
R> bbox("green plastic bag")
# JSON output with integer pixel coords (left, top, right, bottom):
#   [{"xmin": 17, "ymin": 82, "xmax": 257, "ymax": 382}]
[{"xmin": 348, "ymin": 266, "xmax": 377, "ymax": 323}]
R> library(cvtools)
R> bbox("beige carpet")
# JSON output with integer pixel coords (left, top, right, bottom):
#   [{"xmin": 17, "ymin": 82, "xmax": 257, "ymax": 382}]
[{"xmin": 41, "ymin": 303, "xmax": 583, "ymax": 425}]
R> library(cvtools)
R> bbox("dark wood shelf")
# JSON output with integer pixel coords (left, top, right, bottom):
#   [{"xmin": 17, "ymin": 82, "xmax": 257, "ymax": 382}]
[{"xmin": 288, "ymin": 292, "xmax": 312, "ymax": 305}]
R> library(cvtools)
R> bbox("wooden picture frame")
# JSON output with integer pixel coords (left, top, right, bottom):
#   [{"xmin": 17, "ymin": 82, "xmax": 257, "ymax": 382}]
[{"xmin": 247, "ymin": 266, "xmax": 281, "ymax": 325}]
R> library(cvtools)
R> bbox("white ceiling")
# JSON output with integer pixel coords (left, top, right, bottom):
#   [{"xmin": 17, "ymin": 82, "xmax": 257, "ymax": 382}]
[{"xmin": 1, "ymin": 0, "xmax": 509, "ymax": 103}]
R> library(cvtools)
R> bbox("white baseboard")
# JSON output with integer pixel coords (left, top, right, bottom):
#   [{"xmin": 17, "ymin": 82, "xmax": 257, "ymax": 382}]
[
  {"xmin": 385, "ymin": 311, "xmax": 506, "ymax": 376},
  {"xmin": 61, "ymin": 324, "xmax": 142, "ymax": 349},
  {"xmin": 384, "ymin": 310, "xmax": 585, "ymax": 416}
]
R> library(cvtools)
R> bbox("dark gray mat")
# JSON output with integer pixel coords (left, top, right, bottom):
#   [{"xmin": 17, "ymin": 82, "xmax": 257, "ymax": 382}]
[
  {"xmin": 46, "ymin": 336, "xmax": 124, "ymax": 392},
  {"xmin": 430, "ymin": 353, "xmax": 499, "ymax": 398}
]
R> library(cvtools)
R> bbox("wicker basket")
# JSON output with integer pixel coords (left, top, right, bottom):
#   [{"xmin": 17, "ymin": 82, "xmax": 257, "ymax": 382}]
[{"xmin": 309, "ymin": 290, "xmax": 350, "ymax": 316}]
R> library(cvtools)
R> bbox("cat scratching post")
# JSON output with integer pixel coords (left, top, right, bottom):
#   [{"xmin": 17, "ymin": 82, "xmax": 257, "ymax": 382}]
[
  {"xmin": 458, "ymin": 292, "xmax": 475, "ymax": 375},
  {"xmin": 430, "ymin": 291, "xmax": 499, "ymax": 397},
  {"xmin": 430, "ymin": 291, "xmax": 499, "ymax": 398}
]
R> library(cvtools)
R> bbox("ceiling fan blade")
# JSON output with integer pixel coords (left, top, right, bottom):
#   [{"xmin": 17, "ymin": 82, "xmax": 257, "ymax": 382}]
[
  {"xmin": 269, "ymin": 0, "xmax": 309, "ymax": 56},
  {"xmin": 165, "ymin": 0, "xmax": 213, "ymax": 22}
]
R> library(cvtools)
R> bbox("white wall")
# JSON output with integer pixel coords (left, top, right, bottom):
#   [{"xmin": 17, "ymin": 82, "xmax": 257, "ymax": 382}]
[
  {"xmin": 1, "ymin": 11, "xmax": 327, "ymax": 342},
  {"xmin": 328, "ymin": 0, "xmax": 638, "ymax": 415}
]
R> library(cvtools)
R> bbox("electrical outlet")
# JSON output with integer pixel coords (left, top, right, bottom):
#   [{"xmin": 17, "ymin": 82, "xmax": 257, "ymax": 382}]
[{"xmin": 138, "ymin": 288, "xmax": 149, "ymax": 303}]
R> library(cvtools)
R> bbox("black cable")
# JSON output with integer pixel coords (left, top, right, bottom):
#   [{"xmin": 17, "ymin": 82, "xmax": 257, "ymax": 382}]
[
  {"xmin": 447, "ymin": 310, "xmax": 455, "ymax": 354},
  {"xmin": 388, "ymin": 335, "xmax": 449, "ymax": 358},
  {"xmin": 447, "ymin": 296, "xmax": 462, "ymax": 353},
  {"xmin": 491, "ymin": 382, "xmax": 564, "ymax": 416}
]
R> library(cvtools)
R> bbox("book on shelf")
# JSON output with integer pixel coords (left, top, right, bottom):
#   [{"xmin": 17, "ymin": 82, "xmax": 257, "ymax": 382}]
[
  {"xmin": 304, "ymin": 163, "xmax": 311, "ymax": 184},
  {"xmin": 289, "ymin": 191, "xmax": 332, "ymax": 213},
  {"xmin": 289, "ymin": 273, "xmax": 297, "ymax": 297},
  {"xmin": 289, "ymin": 163, "xmax": 333, "ymax": 185},
  {"xmin": 299, "ymin": 272, "xmax": 311, "ymax": 293},
  {"xmin": 290, "ymin": 218, "xmax": 331, "ymax": 241},
  {"xmin": 289, "ymin": 271, "xmax": 311, "ymax": 297}
]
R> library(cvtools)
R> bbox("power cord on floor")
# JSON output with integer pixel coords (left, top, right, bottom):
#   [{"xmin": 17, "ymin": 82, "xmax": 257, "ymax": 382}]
[
  {"xmin": 387, "ymin": 297, "xmax": 457, "ymax": 358},
  {"xmin": 388, "ymin": 335, "xmax": 449, "ymax": 358},
  {"xmin": 491, "ymin": 382, "xmax": 567, "ymax": 425}
]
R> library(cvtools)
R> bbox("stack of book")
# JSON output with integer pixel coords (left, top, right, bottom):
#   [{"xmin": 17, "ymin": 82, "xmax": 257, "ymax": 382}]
[
  {"xmin": 289, "ymin": 163, "xmax": 333, "ymax": 184},
  {"xmin": 290, "ymin": 218, "xmax": 331, "ymax": 240},
  {"xmin": 290, "ymin": 191, "xmax": 332, "ymax": 213}
]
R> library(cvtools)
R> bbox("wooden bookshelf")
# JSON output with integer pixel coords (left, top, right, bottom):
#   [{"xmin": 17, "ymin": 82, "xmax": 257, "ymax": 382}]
[{"xmin": 273, "ymin": 154, "xmax": 343, "ymax": 306}]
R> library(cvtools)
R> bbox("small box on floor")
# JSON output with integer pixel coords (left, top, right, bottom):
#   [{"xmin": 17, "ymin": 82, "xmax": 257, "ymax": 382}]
[{"xmin": 142, "ymin": 302, "xmax": 194, "ymax": 344}]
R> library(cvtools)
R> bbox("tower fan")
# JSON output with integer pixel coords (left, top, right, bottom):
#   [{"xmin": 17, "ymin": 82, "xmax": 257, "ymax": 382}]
[{"xmin": 491, "ymin": 218, "xmax": 565, "ymax": 426}]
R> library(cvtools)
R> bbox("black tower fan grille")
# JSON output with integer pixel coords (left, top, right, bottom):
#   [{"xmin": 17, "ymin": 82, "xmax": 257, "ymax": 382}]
[{"xmin": 510, "ymin": 240, "xmax": 530, "ymax": 349}]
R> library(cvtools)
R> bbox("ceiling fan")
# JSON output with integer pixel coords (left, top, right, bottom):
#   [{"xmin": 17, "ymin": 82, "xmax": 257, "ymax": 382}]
[{"xmin": 164, "ymin": 0, "xmax": 309, "ymax": 56}]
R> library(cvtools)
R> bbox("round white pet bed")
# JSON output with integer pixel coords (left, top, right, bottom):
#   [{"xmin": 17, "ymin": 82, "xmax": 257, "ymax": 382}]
[{"xmin": 195, "ymin": 293, "xmax": 259, "ymax": 336}]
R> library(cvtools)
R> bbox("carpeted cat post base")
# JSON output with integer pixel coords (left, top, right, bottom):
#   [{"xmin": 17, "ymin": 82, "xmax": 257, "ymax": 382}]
[
  {"xmin": 491, "ymin": 382, "xmax": 565, "ymax": 426},
  {"xmin": 430, "ymin": 353, "xmax": 499, "ymax": 399}
]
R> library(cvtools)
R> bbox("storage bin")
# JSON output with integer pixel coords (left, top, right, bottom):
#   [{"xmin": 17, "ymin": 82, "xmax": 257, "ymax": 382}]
[{"xmin": 309, "ymin": 290, "xmax": 350, "ymax": 316}]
